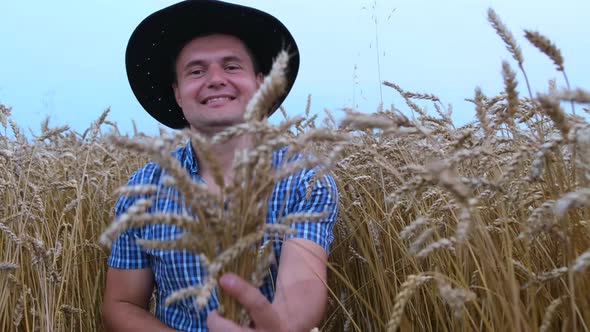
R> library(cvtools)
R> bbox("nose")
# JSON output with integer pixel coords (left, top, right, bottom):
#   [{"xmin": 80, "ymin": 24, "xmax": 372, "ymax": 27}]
[{"xmin": 206, "ymin": 64, "xmax": 227, "ymax": 88}]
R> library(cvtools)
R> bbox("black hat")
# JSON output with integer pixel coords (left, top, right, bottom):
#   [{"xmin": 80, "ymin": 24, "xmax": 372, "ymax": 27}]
[{"xmin": 125, "ymin": 0, "xmax": 300, "ymax": 129}]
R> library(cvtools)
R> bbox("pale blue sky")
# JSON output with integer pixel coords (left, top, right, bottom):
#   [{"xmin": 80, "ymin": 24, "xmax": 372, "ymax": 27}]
[{"xmin": 1, "ymin": 0, "xmax": 588, "ymax": 135}]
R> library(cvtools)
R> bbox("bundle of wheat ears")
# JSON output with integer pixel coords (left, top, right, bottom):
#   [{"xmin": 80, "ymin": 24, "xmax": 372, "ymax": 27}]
[{"xmin": 1, "ymin": 7, "xmax": 590, "ymax": 332}]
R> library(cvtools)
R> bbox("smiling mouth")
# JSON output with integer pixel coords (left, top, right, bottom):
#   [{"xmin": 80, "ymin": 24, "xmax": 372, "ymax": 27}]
[{"xmin": 202, "ymin": 96, "xmax": 236, "ymax": 105}]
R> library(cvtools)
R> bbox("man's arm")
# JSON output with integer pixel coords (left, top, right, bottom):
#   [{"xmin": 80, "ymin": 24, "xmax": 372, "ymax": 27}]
[
  {"xmin": 271, "ymin": 238, "xmax": 329, "ymax": 332},
  {"xmin": 102, "ymin": 267, "xmax": 179, "ymax": 332}
]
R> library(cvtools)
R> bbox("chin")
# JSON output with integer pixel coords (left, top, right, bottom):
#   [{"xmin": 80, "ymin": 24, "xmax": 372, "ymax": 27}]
[{"xmin": 190, "ymin": 116, "xmax": 246, "ymax": 131}]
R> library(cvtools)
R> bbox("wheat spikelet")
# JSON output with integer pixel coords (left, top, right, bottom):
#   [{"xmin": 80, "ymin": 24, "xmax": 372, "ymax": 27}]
[
  {"xmin": 9, "ymin": 119, "xmax": 24, "ymax": 143},
  {"xmin": 136, "ymin": 233, "xmax": 204, "ymax": 252},
  {"xmin": 519, "ymin": 200, "xmax": 556, "ymax": 240},
  {"xmin": 13, "ymin": 287, "xmax": 30, "ymax": 328},
  {"xmin": 524, "ymin": 30, "xmax": 564, "ymax": 71},
  {"xmin": 454, "ymin": 206, "xmax": 474, "ymax": 242},
  {"xmin": 536, "ymin": 266, "xmax": 568, "ymax": 283},
  {"xmin": 383, "ymin": 81, "xmax": 429, "ymax": 118},
  {"xmin": 487, "ymin": 8, "xmax": 523, "ymax": 65},
  {"xmin": 572, "ymin": 249, "xmax": 590, "ymax": 272},
  {"xmin": 0, "ymin": 104, "xmax": 10, "ymax": 129},
  {"xmin": 251, "ymin": 241, "xmax": 275, "ymax": 287},
  {"xmin": 101, "ymin": 212, "xmax": 205, "ymax": 246},
  {"xmin": 0, "ymin": 262, "xmax": 19, "ymax": 271},
  {"xmin": 59, "ymin": 304, "xmax": 85, "ymax": 315},
  {"xmin": 554, "ymin": 188, "xmax": 590, "ymax": 218},
  {"xmin": 409, "ymin": 227, "xmax": 435, "ymax": 255},
  {"xmin": 367, "ymin": 219, "xmax": 384, "ymax": 260},
  {"xmin": 165, "ymin": 277, "xmax": 218, "ymax": 309},
  {"xmin": 62, "ymin": 196, "xmax": 85, "ymax": 214},
  {"xmin": 416, "ymin": 238, "xmax": 455, "ymax": 259},
  {"xmin": 207, "ymin": 232, "xmax": 266, "ymax": 274},
  {"xmin": 340, "ymin": 112, "xmax": 398, "ymax": 131},
  {"xmin": 0, "ymin": 148, "xmax": 13, "ymax": 159},
  {"xmin": 304, "ymin": 94, "xmax": 312, "ymax": 118},
  {"xmin": 502, "ymin": 61, "xmax": 519, "ymax": 126},
  {"xmin": 0, "ymin": 222, "xmax": 22, "ymax": 246},
  {"xmin": 298, "ymin": 129, "xmax": 349, "ymax": 146},
  {"xmin": 403, "ymin": 91, "xmax": 440, "ymax": 102},
  {"xmin": 436, "ymin": 277, "xmax": 476, "ymax": 318},
  {"xmin": 511, "ymin": 259, "xmax": 533, "ymax": 279},
  {"xmin": 113, "ymin": 185, "xmax": 159, "ymax": 197},
  {"xmin": 262, "ymin": 223, "xmax": 298, "ymax": 236},
  {"xmin": 425, "ymin": 162, "xmax": 471, "ymax": 206},
  {"xmin": 347, "ymin": 245, "xmax": 368, "ymax": 264},
  {"xmin": 85, "ymin": 108, "xmax": 110, "ymax": 142},
  {"xmin": 278, "ymin": 211, "xmax": 330, "ymax": 225},
  {"xmin": 245, "ymin": 50, "xmax": 289, "ymax": 122},
  {"xmin": 539, "ymin": 296, "xmax": 565, "ymax": 332},
  {"xmin": 527, "ymin": 137, "xmax": 563, "ymax": 181},
  {"xmin": 0, "ymin": 103, "xmax": 12, "ymax": 117},
  {"xmin": 500, "ymin": 145, "xmax": 531, "ymax": 183},
  {"xmin": 422, "ymin": 114, "xmax": 447, "ymax": 127},
  {"xmin": 341, "ymin": 292, "xmax": 353, "ymax": 332},
  {"xmin": 537, "ymin": 94, "xmax": 570, "ymax": 139},
  {"xmin": 556, "ymin": 88, "xmax": 590, "ymax": 103},
  {"xmin": 386, "ymin": 274, "xmax": 432, "ymax": 332},
  {"xmin": 573, "ymin": 126, "xmax": 590, "ymax": 184},
  {"xmin": 460, "ymin": 176, "xmax": 501, "ymax": 192},
  {"xmin": 36, "ymin": 125, "xmax": 70, "ymax": 142}
]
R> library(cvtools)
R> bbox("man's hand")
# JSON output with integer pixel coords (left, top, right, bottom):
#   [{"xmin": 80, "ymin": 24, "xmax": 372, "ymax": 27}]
[
  {"xmin": 208, "ymin": 239, "xmax": 328, "ymax": 332},
  {"xmin": 207, "ymin": 273, "xmax": 288, "ymax": 332}
]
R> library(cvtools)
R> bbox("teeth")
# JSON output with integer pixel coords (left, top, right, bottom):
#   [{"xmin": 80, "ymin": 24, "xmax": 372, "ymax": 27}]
[{"xmin": 206, "ymin": 97, "xmax": 231, "ymax": 104}]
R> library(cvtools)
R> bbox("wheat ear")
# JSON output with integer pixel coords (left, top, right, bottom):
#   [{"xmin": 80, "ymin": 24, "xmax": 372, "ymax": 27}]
[
  {"xmin": 386, "ymin": 274, "xmax": 432, "ymax": 332},
  {"xmin": 487, "ymin": 8, "xmax": 523, "ymax": 65},
  {"xmin": 245, "ymin": 51, "xmax": 290, "ymax": 122},
  {"xmin": 524, "ymin": 30, "xmax": 564, "ymax": 71}
]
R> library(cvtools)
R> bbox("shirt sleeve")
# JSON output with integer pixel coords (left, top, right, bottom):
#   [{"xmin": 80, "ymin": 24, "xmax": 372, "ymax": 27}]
[
  {"xmin": 287, "ymin": 169, "xmax": 339, "ymax": 254},
  {"xmin": 107, "ymin": 169, "xmax": 152, "ymax": 269}
]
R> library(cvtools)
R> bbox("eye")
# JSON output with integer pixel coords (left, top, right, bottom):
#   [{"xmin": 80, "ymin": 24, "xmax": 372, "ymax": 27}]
[
  {"xmin": 189, "ymin": 68, "xmax": 205, "ymax": 77},
  {"xmin": 225, "ymin": 64, "xmax": 241, "ymax": 71}
]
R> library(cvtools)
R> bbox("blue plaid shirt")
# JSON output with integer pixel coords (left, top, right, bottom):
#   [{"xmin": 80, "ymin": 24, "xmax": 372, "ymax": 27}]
[{"xmin": 107, "ymin": 141, "xmax": 338, "ymax": 331}]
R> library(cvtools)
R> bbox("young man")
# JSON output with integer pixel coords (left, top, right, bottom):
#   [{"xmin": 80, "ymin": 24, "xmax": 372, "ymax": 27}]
[{"xmin": 102, "ymin": 1, "xmax": 339, "ymax": 331}]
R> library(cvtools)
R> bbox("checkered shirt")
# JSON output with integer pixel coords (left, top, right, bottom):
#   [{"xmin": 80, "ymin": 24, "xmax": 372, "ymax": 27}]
[{"xmin": 107, "ymin": 141, "xmax": 338, "ymax": 331}]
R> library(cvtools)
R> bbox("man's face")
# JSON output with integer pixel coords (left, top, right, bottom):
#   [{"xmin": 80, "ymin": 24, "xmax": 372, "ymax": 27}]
[{"xmin": 173, "ymin": 34, "xmax": 263, "ymax": 133}]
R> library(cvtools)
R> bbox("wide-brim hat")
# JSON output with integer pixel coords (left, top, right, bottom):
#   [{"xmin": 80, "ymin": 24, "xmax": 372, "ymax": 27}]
[{"xmin": 126, "ymin": 0, "xmax": 300, "ymax": 129}]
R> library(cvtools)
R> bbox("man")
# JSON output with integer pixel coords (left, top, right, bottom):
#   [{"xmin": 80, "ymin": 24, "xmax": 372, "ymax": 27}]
[{"xmin": 102, "ymin": 1, "xmax": 339, "ymax": 331}]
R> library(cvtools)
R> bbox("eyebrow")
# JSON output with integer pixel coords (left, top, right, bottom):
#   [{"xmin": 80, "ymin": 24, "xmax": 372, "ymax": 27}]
[{"xmin": 182, "ymin": 55, "xmax": 245, "ymax": 72}]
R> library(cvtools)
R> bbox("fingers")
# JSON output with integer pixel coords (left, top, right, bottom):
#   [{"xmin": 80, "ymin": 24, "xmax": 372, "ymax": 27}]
[
  {"xmin": 207, "ymin": 310, "xmax": 244, "ymax": 332},
  {"xmin": 219, "ymin": 273, "xmax": 282, "ymax": 330}
]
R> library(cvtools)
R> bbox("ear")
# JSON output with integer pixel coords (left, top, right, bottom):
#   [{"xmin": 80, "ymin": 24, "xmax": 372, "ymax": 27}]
[
  {"xmin": 172, "ymin": 82, "xmax": 182, "ymax": 107},
  {"xmin": 255, "ymin": 73, "xmax": 264, "ymax": 88}
]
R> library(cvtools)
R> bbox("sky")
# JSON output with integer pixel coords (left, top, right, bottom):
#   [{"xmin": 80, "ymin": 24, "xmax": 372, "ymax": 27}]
[{"xmin": 1, "ymin": 0, "xmax": 588, "ymax": 136}]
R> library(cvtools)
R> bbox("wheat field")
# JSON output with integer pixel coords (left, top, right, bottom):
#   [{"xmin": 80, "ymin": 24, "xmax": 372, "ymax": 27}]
[{"xmin": 1, "ymin": 9, "xmax": 590, "ymax": 332}]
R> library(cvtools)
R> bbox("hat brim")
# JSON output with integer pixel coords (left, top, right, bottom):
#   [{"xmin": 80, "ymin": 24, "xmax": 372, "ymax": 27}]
[{"xmin": 125, "ymin": 0, "xmax": 300, "ymax": 129}]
